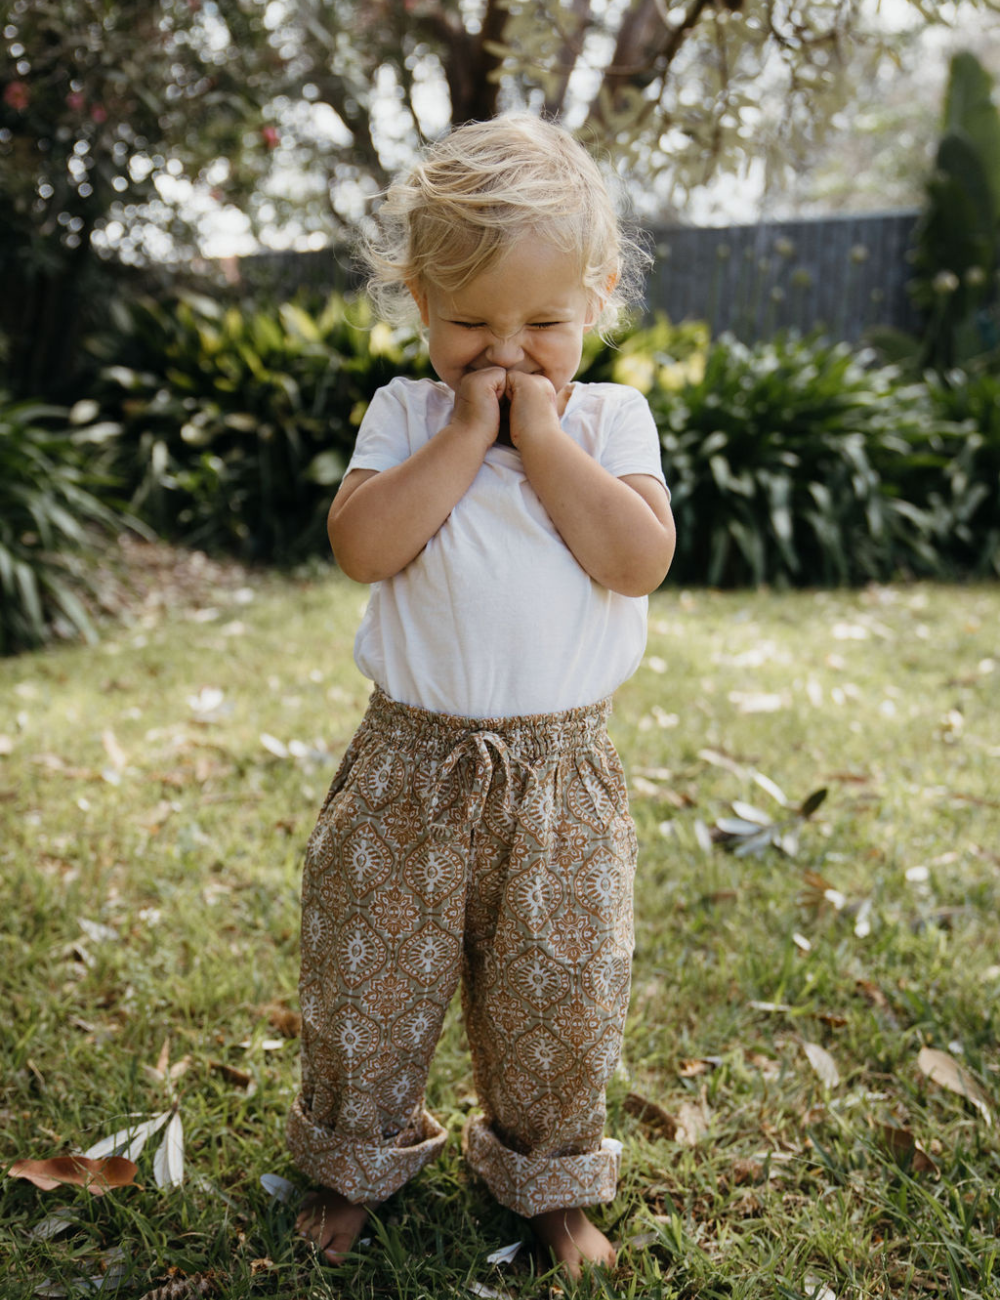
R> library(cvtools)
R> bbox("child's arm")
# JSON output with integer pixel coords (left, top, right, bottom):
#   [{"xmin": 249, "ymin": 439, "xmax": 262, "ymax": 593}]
[
  {"xmin": 507, "ymin": 372, "xmax": 675, "ymax": 597},
  {"xmin": 328, "ymin": 369, "xmax": 506, "ymax": 582}
]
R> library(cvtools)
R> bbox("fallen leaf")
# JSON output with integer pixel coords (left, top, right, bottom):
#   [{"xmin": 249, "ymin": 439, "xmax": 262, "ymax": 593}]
[
  {"xmin": 731, "ymin": 800, "xmax": 773, "ymax": 826},
  {"xmin": 154, "ymin": 1038, "xmax": 171, "ymax": 1079},
  {"xmin": 917, "ymin": 1048, "xmax": 993, "ymax": 1125},
  {"xmin": 801, "ymin": 1041, "xmax": 840, "ymax": 1089},
  {"xmin": 210, "ymin": 1061, "xmax": 252, "ymax": 1089},
  {"xmin": 729, "ymin": 1158, "xmax": 764, "ymax": 1185},
  {"xmin": 263, "ymin": 1004, "xmax": 302, "ymax": 1038},
  {"xmin": 102, "ymin": 729, "xmax": 127, "ymax": 771},
  {"xmin": 260, "ymin": 733, "xmax": 288, "ymax": 759},
  {"xmin": 153, "ymin": 1112, "xmax": 185, "ymax": 1188},
  {"xmin": 751, "ymin": 770, "xmax": 789, "ymax": 806},
  {"xmin": 28, "ymin": 1207, "xmax": 77, "ymax": 1240},
  {"xmin": 678, "ymin": 1058, "xmax": 716, "ymax": 1078},
  {"xmin": 623, "ymin": 1092, "xmax": 677, "ymax": 1139},
  {"xmin": 728, "ymin": 690, "xmax": 786, "ymax": 713},
  {"xmin": 7, "ymin": 1155, "xmax": 138, "ymax": 1195},
  {"xmin": 260, "ymin": 1172, "xmax": 297, "ymax": 1204},
  {"xmin": 878, "ymin": 1123, "xmax": 939, "ymax": 1175},
  {"xmin": 79, "ymin": 918, "xmax": 117, "ymax": 944},
  {"xmin": 84, "ymin": 1111, "xmax": 172, "ymax": 1162},
  {"xmin": 855, "ymin": 979, "xmax": 889, "ymax": 1009},
  {"xmin": 486, "ymin": 1241, "xmax": 523, "ymax": 1265},
  {"xmin": 137, "ymin": 1275, "xmax": 216, "ymax": 1300},
  {"xmin": 675, "ymin": 1097, "xmax": 710, "ymax": 1146},
  {"xmin": 799, "ymin": 788, "xmax": 828, "ymax": 818}
]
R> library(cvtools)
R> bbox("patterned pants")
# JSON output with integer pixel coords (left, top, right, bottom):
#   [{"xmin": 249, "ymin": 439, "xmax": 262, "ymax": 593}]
[{"xmin": 286, "ymin": 687, "xmax": 637, "ymax": 1216}]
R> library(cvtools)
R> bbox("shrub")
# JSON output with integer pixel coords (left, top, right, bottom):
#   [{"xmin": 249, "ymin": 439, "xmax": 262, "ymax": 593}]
[
  {"xmin": 922, "ymin": 367, "xmax": 1000, "ymax": 576},
  {"xmin": 647, "ymin": 332, "xmax": 953, "ymax": 587},
  {"xmin": 86, "ymin": 293, "xmax": 431, "ymax": 563},
  {"xmin": 0, "ymin": 395, "xmax": 125, "ymax": 653}
]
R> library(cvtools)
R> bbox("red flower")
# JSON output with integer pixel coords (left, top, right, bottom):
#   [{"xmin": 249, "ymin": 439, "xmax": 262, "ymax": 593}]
[
  {"xmin": 91, "ymin": 103, "xmax": 108, "ymax": 124},
  {"xmin": 66, "ymin": 90, "xmax": 86, "ymax": 113},
  {"xmin": 3, "ymin": 81, "xmax": 30, "ymax": 112},
  {"xmin": 261, "ymin": 125, "xmax": 280, "ymax": 149}
]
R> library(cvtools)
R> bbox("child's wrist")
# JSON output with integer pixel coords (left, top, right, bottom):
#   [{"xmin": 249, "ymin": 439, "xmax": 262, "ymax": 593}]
[{"xmin": 441, "ymin": 415, "xmax": 497, "ymax": 453}]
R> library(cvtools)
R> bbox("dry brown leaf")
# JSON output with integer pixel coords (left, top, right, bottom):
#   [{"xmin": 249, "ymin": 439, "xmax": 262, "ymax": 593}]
[
  {"xmin": 878, "ymin": 1123, "xmax": 939, "ymax": 1175},
  {"xmin": 917, "ymin": 1048, "xmax": 993, "ymax": 1125},
  {"xmin": 209, "ymin": 1061, "xmax": 253, "ymax": 1089},
  {"xmin": 622, "ymin": 1092, "xmax": 677, "ymax": 1139},
  {"xmin": 855, "ymin": 979, "xmax": 890, "ymax": 1009},
  {"xmin": 678, "ymin": 1058, "xmax": 712, "ymax": 1078},
  {"xmin": 7, "ymin": 1155, "xmax": 138, "ymax": 1195},
  {"xmin": 729, "ymin": 1158, "xmax": 764, "ymax": 1186},
  {"xmin": 155, "ymin": 1037, "xmax": 171, "ymax": 1078},
  {"xmin": 674, "ymin": 1097, "xmax": 711, "ymax": 1146},
  {"xmin": 169, "ymin": 1056, "xmax": 192, "ymax": 1081},
  {"xmin": 137, "ymin": 1272, "xmax": 218, "ymax": 1300},
  {"xmin": 263, "ymin": 1005, "xmax": 302, "ymax": 1038}
]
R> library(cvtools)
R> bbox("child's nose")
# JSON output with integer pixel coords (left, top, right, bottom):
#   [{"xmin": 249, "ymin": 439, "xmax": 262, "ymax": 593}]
[{"xmin": 485, "ymin": 333, "xmax": 524, "ymax": 366}]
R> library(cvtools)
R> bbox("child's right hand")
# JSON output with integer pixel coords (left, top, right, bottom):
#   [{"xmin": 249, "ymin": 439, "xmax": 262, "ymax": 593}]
[{"xmin": 450, "ymin": 367, "xmax": 508, "ymax": 445}]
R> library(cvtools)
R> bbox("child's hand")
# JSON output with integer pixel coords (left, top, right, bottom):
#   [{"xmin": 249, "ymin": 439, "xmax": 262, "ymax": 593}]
[
  {"xmin": 505, "ymin": 372, "xmax": 563, "ymax": 450},
  {"xmin": 451, "ymin": 367, "xmax": 508, "ymax": 445}
]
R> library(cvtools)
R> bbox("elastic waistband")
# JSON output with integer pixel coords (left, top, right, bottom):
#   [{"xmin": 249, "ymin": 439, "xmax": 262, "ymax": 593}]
[{"xmin": 362, "ymin": 686, "xmax": 612, "ymax": 762}]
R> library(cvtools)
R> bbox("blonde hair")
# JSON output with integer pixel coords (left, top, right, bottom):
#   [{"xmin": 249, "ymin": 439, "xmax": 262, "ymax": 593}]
[{"xmin": 359, "ymin": 114, "xmax": 648, "ymax": 337}]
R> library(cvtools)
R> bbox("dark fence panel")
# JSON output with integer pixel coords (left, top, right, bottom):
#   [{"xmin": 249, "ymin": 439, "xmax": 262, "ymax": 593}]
[
  {"xmin": 228, "ymin": 210, "xmax": 923, "ymax": 345},
  {"xmin": 645, "ymin": 210, "xmax": 922, "ymax": 343}
]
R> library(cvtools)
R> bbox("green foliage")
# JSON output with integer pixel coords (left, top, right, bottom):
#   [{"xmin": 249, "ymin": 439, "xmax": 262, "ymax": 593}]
[
  {"xmin": 87, "ymin": 292, "xmax": 431, "ymax": 563},
  {"xmin": 910, "ymin": 52, "xmax": 1000, "ymax": 372},
  {"xmin": 0, "ymin": 395, "xmax": 125, "ymax": 653},
  {"xmin": 923, "ymin": 366, "xmax": 1000, "ymax": 576},
  {"xmin": 647, "ymin": 332, "xmax": 953, "ymax": 587},
  {"xmin": 0, "ymin": 3, "xmax": 278, "ymax": 396}
]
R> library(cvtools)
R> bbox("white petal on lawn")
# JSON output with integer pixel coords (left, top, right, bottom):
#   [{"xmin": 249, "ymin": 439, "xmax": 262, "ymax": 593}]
[
  {"xmin": 260, "ymin": 1172, "xmax": 297, "ymax": 1203},
  {"xmin": 84, "ymin": 1110, "xmax": 172, "ymax": 1161},
  {"xmin": 153, "ymin": 1112, "xmax": 185, "ymax": 1188}
]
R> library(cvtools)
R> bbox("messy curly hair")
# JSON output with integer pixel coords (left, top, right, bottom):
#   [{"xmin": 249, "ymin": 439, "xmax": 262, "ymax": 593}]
[{"xmin": 358, "ymin": 114, "xmax": 649, "ymax": 338}]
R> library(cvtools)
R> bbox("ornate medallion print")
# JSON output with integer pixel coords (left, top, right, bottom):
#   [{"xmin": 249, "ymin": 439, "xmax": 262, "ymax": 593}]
[{"xmin": 287, "ymin": 688, "xmax": 638, "ymax": 1216}]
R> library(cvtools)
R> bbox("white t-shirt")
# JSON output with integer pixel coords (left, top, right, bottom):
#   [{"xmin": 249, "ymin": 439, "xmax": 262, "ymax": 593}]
[{"xmin": 345, "ymin": 376, "xmax": 668, "ymax": 719}]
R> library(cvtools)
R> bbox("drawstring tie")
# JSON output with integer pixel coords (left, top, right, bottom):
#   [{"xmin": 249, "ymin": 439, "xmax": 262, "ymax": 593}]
[{"xmin": 428, "ymin": 730, "xmax": 531, "ymax": 826}]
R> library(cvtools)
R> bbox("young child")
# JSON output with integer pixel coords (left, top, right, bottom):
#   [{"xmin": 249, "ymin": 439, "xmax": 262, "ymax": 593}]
[{"xmin": 287, "ymin": 113, "xmax": 675, "ymax": 1280}]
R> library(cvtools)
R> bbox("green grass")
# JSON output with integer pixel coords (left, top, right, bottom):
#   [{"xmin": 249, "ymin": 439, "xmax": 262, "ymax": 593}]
[{"xmin": 2, "ymin": 559, "xmax": 999, "ymax": 1299}]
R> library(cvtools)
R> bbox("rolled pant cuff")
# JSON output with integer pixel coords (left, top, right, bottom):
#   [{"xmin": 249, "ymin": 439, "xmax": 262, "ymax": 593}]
[
  {"xmin": 287, "ymin": 1095, "xmax": 448, "ymax": 1205},
  {"xmin": 462, "ymin": 1115, "xmax": 622, "ymax": 1216}
]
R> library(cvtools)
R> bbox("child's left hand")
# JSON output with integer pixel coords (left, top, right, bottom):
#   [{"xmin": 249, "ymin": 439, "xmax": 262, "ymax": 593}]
[{"xmin": 504, "ymin": 372, "xmax": 565, "ymax": 450}]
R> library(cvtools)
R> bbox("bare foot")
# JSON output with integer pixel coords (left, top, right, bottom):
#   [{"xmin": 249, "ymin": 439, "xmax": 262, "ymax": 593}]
[
  {"xmin": 530, "ymin": 1206, "xmax": 616, "ymax": 1281},
  {"xmin": 296, "ymin": 1188, "xmax": 370, "ymax": 1264}
]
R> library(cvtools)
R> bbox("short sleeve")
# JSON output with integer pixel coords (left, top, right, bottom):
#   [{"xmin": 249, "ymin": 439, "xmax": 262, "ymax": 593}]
[
  {"xmin": 345, "ymin": 380, "xmax": 413, "ymax": 475},
  {"xmin": 599, "ymin": 387, "xmax": 669, "ymax": 495}
]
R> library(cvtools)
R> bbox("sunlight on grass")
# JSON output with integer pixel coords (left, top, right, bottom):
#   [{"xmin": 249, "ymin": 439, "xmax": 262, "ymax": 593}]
[{"xmin": 2, "ymin": 571, "xmax": 998, "ymax": 1299}]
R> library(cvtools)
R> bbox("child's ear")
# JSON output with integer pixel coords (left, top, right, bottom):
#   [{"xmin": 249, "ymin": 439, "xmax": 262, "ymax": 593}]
[
  {"xmin": 407, "ymin": 279, "xmax": 430, "ymax": 327},
  {"xmin": 586, "ymin": 270, "xmax": 619, "ymax": 331}
]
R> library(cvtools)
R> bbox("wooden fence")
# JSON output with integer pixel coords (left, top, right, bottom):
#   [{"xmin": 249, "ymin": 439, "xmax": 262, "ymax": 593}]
[
  {"xmin": 644, "ymin": 210, "xmax": 922, "ymax": 343},
  {"xmin": 233, "ymin": 209, "xmax": 924, "ymax": 344}
]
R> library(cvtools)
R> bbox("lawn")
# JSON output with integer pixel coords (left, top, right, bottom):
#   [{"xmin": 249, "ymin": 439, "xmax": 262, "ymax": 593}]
[{"xmin": 2, "ymin": 548, "xmax": 999, "ymax": 1300}]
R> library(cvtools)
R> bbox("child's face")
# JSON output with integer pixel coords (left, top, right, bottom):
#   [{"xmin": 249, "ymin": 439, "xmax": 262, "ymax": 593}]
[{"xmin": 411, "ymin": 238, "xmax": 595, "ymax": 404}]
